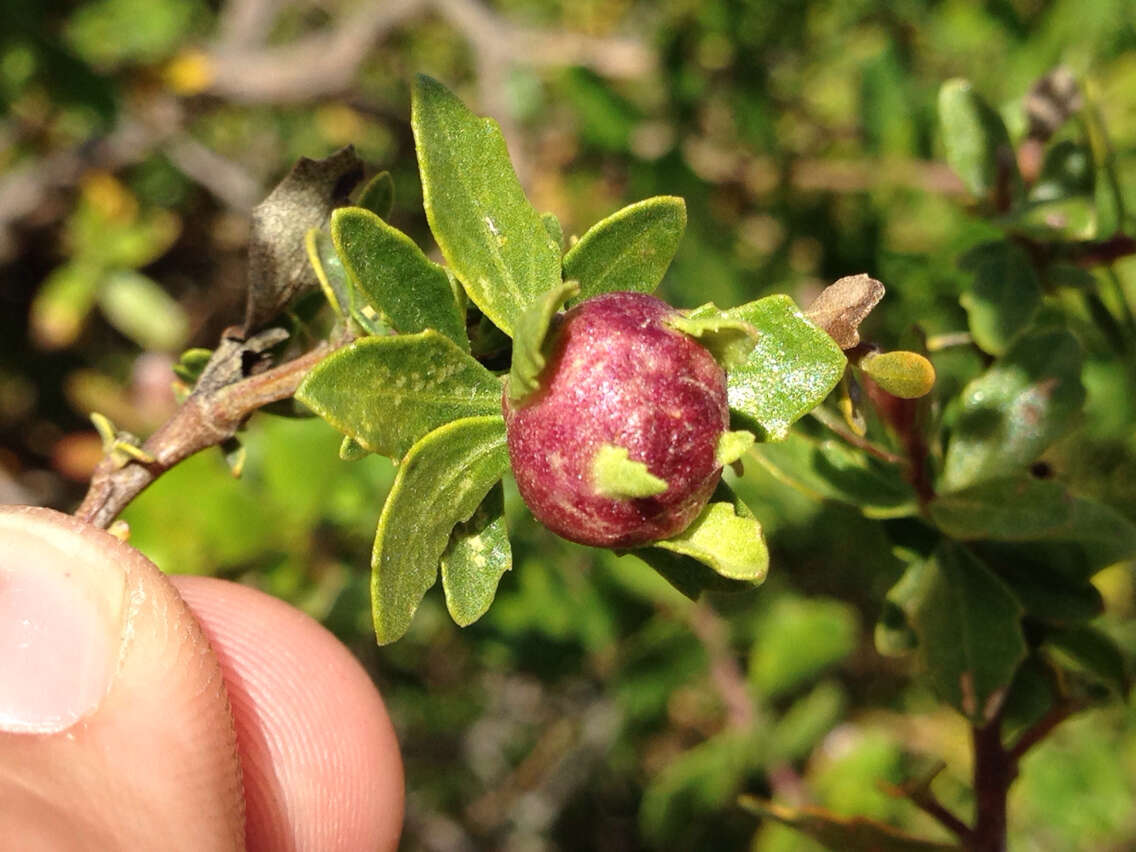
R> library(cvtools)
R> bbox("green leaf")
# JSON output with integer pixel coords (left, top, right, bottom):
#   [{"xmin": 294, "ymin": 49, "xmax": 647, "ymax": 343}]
[
  {"xmin": 958, "ymin": 242, "xmax": 1042, "ymax": 356},
  {"xmin": 295, "ymin": 330, "xmax": 501, "ymax": 459},
  {"xmin": 98, "ymin": 269, "xmax": 189, "ymax": 352},
  {"xmin": 356, "ymin": 170, "xmax": 394, "ymax": 219},
  {"xmin": 306, "ymin": 227, "xmax": 353, "ymax": 320},
  {"xmin": 985, "ymin": 552, "xmax": 1103, "ymax": 626},
  {"xmin": 859, "ymin": 350, "xmax": 936, "ymax": 399},
  {"xmin": 751, "ymin": 596, "xmax": 859, "ymax": 699},
  {"xmin": 331, "ymin": 207, "xmax": 468, "ymax": 349},
  {"xmin": 440, "ymin": 482, "xmax": 511, "ymax": 627},
  {"xmin": 738, "ymin": 797, "xmax": 958, "ymax": 852},
  {"xmin": 940, "ymin": 329, "xmax": 1085, "ymax": 491},
  {"xmin": 563, "ymin": 196, "xmax": 686, "ymax": 301},
  {"xmin": 1045, "ymin": 625, "xmax": 1130, "ymax": 697},
  {"xmin": 591, "ymin": 444, "xmax": 668, "ymax": 498},
  {"xmin": 507, "ymin": 280, "xmax": 579, "ymax": 404},
  {"xmin": 631, "ymin": 483, "xmax": 765, "ymax": 599},
  {"xmin": 371, "ymin": 415, "xmax": 509, "ymax": 644},
  {"xmin": 938, "ymin": 79, "xmax": 1020, "ymax": 202},
  {"xmin": 905, "ymin": 542, "xmax": 1027, "ymax": 722},
  {"xmin": 723, "ymin": 295, "xmax": 846, "ymax": 440},
  {"xmin": 751, "ymin": 430, "xmax": 918, "ymax": 519},
  {"xmin": 875, "ymin": 559, "xmax": 933, "ymax": 657},
  {"xmin": 172, "ymin": 347, "xmax": 212, "ymax": 385},
  {"xmin": 411, "ymin": 74, "xmax": 560, "ymax": 337},
  {"xmin": 652, "ymin": 497, "xmax": 768, "ymax": 583},
  {"xmin": 668, "ymin": 304, "xmax": 759, "ymax": 369},
  {"xmin": 930, "ymin": 476, "xmax": 1136, "ymax": 572}
]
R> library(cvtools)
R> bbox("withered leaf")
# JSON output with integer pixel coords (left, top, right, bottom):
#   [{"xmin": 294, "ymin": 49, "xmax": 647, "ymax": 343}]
[
  {"xmin": 804, "ymin": 273, "xmax": 885, "ymax": 349},
  {"xmin": 243, "ymin": 146, "xmax": 364, "ymax": 334}
]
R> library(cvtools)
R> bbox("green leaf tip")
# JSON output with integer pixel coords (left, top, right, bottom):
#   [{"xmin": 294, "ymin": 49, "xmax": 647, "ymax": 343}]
[
  {"xmin": 653, "ymin": 500, "xmax": 768, "ymax": 583},
  {"xmin": 668, "ymin": 304, "xmax": 759, "ymax": 369},
  {"xmin": 592, "ymin": 444, "xmax": 668, "ymax": 499},
  {"xmin": 507, "ymin": 280, "xmax": 580, "ymax": 405},
  {"xmin": 356, "ymin": 170, "xmax": 394, "ymax": 219},
  {"xmin": 860, "ymin": 350, "xmax": 936, "ymax": 399},
  {"xmin": 715, "ymin": 430, "xmax": 755, "ymax": 467}
]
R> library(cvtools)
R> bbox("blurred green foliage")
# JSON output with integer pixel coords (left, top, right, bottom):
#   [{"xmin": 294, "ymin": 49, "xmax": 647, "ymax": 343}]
[{"xmin": 4, "ymin": 0, "xmax": 1136, "ymax": 849}]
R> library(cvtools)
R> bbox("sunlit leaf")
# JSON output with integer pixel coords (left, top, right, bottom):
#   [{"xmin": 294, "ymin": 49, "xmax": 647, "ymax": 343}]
[
  {"xmin": 724, "ymin": 295, "xmax": 846, "ymax": 440},
  {"xmin": 940, "ymin": 329, "xmax": 1084, "ymax": 491},
  {"xmin": 440, "ymin": 482, "xmax": 511, "ymax": 626},
  {"xmin": 412, "ymin": 74, "xmax": 559, "ymax": 336},
  {"xmin": 331, "ymin": 206, "xmax": 468, "ymax": 348},
  {"xmin": 563, "ymin": 196, "xmax": 686, "ymax": 301},
  {"xmin": 296, "ymin": 330, "xmax": 501, "ymax": 458},
  {"xmin": 371, "ymin": 415, "xmax": 509, "ymax": 644}
]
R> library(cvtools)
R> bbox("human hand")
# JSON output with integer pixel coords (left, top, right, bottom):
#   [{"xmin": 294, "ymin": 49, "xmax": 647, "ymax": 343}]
[{"xmin": 0, "ymin": 506, "xmax": 404, "ymax": 850}]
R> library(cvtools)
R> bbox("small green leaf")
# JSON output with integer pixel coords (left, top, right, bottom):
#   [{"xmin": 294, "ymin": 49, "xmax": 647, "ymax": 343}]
[
  {"xmin": 905, "ymin": 542, "xmax": 1026, "ymax": 723},
  {"xmin": 652, "ymin": 500, "xmax": 768, "ymax": 583},
  {"xmin": 563, "ymin": 196, "xmax": 686, "ymax": 301},
  {"xmin": 938, "ymin": 79, "xmax": 1021, "ymax": 202},
  {"xmin": 958, "ymin": 242, "xmax": 1042, "ymax": 356},
  {"xmin": 172, "ymin": 347, "xmax": 213, "ymax": 385},
  {"xmin": 751, "ymin": 430, "xmax": 918, "ymax": 519},
  {"xmin": 412, "ymin": 74, "xmax": 560, "ymax": 336},
  {"xmin": 296, "ymin": 330, "xmax": 501, "ymax": 459},
  {"xmin": 1045, "ymin": 625, "xmax": 1130, "ymax": 697},
  {"xmin": 592, "ymin": 444, "xmax": 668, "ymax": 499},
  {"xmin": 356, "ymin": 170, "xmax": 394, "ymax": 219},
  {"xmin": 306, "ymin": 227, "xmax": 353, "ymax": 319},
  {"xmin": 331, "ymin": 207, "xmax": 468, "ymax": 349},
  {"xmin": 929, "ymin": 476, "xmax": 1136, "ymax": 573},
  {"xmin": 940, "ymin": 329, "xmax": 1085, "ymax": 491},
  {"xmin": 440, "ymin": 482, "xmax": 511, "ymax": 627},
  {"xmin": 723, "ymin": 295, "xmax": 846, "ymax": 440},
  {"xmin": 668, "ymin": 304, "xmax": 759, "ymax": 369},
  {"xmin": 738, "ymin": 797, "xmax": 958, "ymax": 852},
  {"xmin": 859, "ymin": 350, "xmax": 936, "ymax": 399},
  {"xmin": 541, "ymin": 211, "xmax": 563, "ymax": 250},
  {"xmin": 338, "ymin": 435, "xmax": 369, "ymax": 461},
  {"xmin": 507, "ymin": 280, "xmax": 579, "ymax": 404},
  {"xmin": 715, "ymin": 430, "xmax": 755, "ymax": 467},
  {"xmin": 371, "ymin": 415, "xmax": 509, "ymax": 644}
]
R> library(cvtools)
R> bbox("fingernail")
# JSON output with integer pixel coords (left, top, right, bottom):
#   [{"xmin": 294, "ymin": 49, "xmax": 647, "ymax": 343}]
[{"xmin": 0, "ymin": 510, "xmax": 126, "ymax": 734}]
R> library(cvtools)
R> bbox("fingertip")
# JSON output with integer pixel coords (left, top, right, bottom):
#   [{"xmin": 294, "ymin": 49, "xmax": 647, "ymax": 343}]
[{"xmin": 173, "ymin": 576, "xmax": 404, "ymax": 852}]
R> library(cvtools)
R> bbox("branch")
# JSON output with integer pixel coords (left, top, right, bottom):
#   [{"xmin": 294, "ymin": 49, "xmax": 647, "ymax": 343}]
[
  {"xmin": 684, "ymin": 600, "xmax": 756, "ymax": 731},
  {"xmin": 74, "ymin": 334, "xmax": 345, "ymax": 529},
  {"xmin": 881, "ymin": 764, "xmax": 972, "ymax": 843},
  {"xmin": 1007, "ymin": 700, "xmax": 1080, "ymax": 764}
]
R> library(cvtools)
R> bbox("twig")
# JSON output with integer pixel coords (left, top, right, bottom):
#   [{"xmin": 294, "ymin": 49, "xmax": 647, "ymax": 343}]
[
  {"xmin": 882, "ymin": 774, "xmax": 972, "ymax": 842},
  {"xmin": 684, "ymin": 600, "xmax": 756, "ymax": 731},
  {"xmin": 809, "ymin": 406, "xmax": 906, "ymax": 466},
  {"xmin": 1007, "ymin": 700, "xmax": 1080, "ymax": 764},
  {"xmin": 74, "ymin": 336, "xmax": 344, "ymax": 529}
]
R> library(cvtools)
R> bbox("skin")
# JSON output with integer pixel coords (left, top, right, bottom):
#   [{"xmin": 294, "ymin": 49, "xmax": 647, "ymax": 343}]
[
  {"xmin": 0, "ymin": 505, "xmax": 404, "ymax": 851},
  {"xmin": 504, "ymin": 292, "xmax": 728, "ymax": 548}
]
